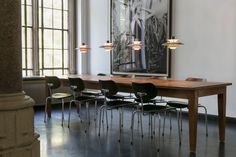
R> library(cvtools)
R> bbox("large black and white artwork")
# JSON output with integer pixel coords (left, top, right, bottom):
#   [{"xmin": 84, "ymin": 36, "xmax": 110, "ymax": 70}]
[{"xmin": 111, "ymin": 0, "xmax": 171, "ymax": 76}]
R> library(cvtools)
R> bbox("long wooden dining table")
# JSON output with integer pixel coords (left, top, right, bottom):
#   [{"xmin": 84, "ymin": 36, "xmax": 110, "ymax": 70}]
[{"xmin": 50, "ymin": 75, "xmax": 232, "ymax": 153}]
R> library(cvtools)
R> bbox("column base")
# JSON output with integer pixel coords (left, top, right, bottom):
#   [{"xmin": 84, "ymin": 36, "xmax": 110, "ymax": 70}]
[{"xmin": 0, "ymin": 92, "xmax": 40, "ymax": 157}]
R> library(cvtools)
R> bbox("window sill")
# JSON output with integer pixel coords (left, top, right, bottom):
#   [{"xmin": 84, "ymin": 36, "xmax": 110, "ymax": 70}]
[{"xmin": 23, "ymin": 76, "xmax": 45, "ymax": 81}]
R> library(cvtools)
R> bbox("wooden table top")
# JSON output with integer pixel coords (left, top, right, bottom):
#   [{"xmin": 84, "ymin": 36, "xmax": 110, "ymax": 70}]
[{"xmin": 59, "ymin": 75, "xmax": 232, "ymax": 91}]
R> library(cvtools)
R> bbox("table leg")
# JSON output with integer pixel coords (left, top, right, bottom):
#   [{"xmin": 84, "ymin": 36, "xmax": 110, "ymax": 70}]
[
  {"xmin": 218, "ymin": 87, "xmax": 226, "ymax": 142},
  {"xmin": 188, "ymin": 92, "xmax": 198, "ymax": 153}
]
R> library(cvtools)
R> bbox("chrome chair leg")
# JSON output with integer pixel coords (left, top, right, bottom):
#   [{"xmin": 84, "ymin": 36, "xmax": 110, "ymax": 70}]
[
  {"xmin": 177, "ymin": 111, "xmax": 182, "ymax": 145},
  {"xmin": 157, "ymin": 114, "xmax": 161, "ymax": 152},
  {"xmin": 85, "ymin": 102, "xmax": 90, "ymax": 133},
  {"xmin": 153, "ymin": 114, "xmax": 156, "ymax": 135},
  {"xmin": 86, "ymin": 102, "xmax": 90, "ymax": 124},
  {"xmin": 121, "ymin": 108, "xmax": 124, "ymax": 128},
  {"xmin": 44, "ymin": 97, "xmax": 50, "ymax": 123},
  {"xmin": 94, "ymin": 100, "xmax": 98, "ymax": 121},
  {"xmin": 140, "ymin": 112, "xmax": 143, "ymax": 138},
  {"xmin": 111, "ymin": 109, "xmax": 113, "ymax": 119},
  {"xmin": 180, "ymin": 109, "xmax": 183, "ymax": 132},
  {"xmin": 118, "ymin": 108, "xmax": 122, "ymax": 142},
  {"xmin": 98, "ymin": 105, "xmax": 106, "ymax": 136},
  {"xmin": 169, "ymin": 111, "xmax": 172, "ymax": 130},
  {"xmin": 68, "ymin": 100, "xmax": 74, "ymax": 128},
  {"xmin": 162, "ymin": 111, "xmax": 167, "ymax": 136},
  {"xmin": 131, "ymin": 110, "xmax": 139, "ymax": 145},
  {"xmin": 150, "ymin": 115, "xmax": 153, "ymax": 139},
  {"xmin": 105, "ymin": 106, "xmax": 109, "ymax": 129},
  {"xmin": 61, "ymin": 99, "xmax": 64, "ymax": 126}
]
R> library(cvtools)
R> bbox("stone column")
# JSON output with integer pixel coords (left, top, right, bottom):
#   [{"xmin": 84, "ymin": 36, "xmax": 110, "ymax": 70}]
[{"xmin": 0, "ymin": 0, "xmax": 40, "ymax": 157}]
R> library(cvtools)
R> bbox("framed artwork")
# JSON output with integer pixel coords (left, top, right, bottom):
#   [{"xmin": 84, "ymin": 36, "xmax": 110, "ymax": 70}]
[{"xmin": 111, "ymin": 0, "xmax": 172, "ymax": 76}]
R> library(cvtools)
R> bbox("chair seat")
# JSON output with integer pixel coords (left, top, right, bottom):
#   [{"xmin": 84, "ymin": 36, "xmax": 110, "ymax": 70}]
[
  {"xmin": 107, "ymin": 94, "xmax": 125, "ymax": 100},
  {"xmin": 142, "ymin": 104, "xmax": 171, "ymax": 112},
  {"xmin": 107, "ymin": 100, "xmax": 136, "ymax": 108},
  {"xmin": 52, "ymin": 93, "xmax": 72, "ymax": 99},
  {"xmin": 82, "ymin": 89, "xmax": 102, "ymax": 96},
  {"xmin": 75, "ymin": 95, "xmax": 95, "ymax": 102},
  {"xmin": 135, "ymin": 98, "xmax": 157, "ymax": 104},
  {"xmin": 167, "ymin": 100, "xmax": 188, "ymax": 108}
]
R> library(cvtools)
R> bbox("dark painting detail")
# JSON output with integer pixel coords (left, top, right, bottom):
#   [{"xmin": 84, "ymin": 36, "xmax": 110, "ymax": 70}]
[{"xmin": 111, "ymin": 0, "xmax": 171, "ymax": 76}]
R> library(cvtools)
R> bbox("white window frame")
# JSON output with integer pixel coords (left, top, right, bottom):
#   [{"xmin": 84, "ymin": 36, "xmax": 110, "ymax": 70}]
[{"xmin": 21, "ymin": 0, "xmax": 76, "ymax": 76}]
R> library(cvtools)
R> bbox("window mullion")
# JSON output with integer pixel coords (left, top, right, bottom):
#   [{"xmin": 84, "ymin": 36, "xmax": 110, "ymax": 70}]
[
  {"xmin": 32, "ymin": 0, "xmax": 39, "ymax": 76},
  {"xmin": 68, "ymin": 0, "xmax": 76, "ymax": 74},
  {"xmin": 41, "ymin": 0, "xmax": 44, "ymax": 75},
  {"xmin": 24, "ymin": 0, "xmax": 28, "ymax": 76},
  {"xmin": 62, "ymin": 0, "xmax": 65, "ymax": 75}
]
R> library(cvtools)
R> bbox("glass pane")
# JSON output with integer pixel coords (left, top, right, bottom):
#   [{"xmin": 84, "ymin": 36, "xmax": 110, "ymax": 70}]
[
  {"xmin": 53, "ymin": 50, "xmax": 62, "ymax": 68},
  {"xmin": 63, "ymin": 0, "xmax": 68, "ymax": 10},
  {"xmin": 27, "ymin": 49, "xmax": 33, "ymax": 69},
  {"xmin": 63, "ymin": 31, "xmax": 68, "ymax": 49},
  {"xmin": 63, "ymin": 11, "xmax": 68, "ymax": 29},
  {"xmin": 43, "ymin": 0, "xmax": 52, "ymax": 8},
  {"xmin": 43, "ymin": 70, "xmax": 53, "ymax": 76},
  {"xmin": 53, "ymin": 10, "xmax": 62, "ymax": 29},
  {"xmin": 53, "ymin": 0, "xmax": 62, "ymax": 9},
  {"xmin": 63, "ymin": 69, "xmax": 68, "ymax": 75},
  {"xmin": 21, "ymin": 0, "xmax": 25, "ymax": 4},
  {"xmin": 27, "ymin": 6, "xmax": 32, "ymax": 26},
  {"xmin": 54, "ymin": 30, "xmax": 62, "ymax": 49},
  {"xmin": 54, "ymin": 70, "xmax": 63, "ymax": 76},
  {"xmin": 22, "ymin": 49, "xmax": 26, "ymax": 68},
  {"xmin": 22, "ymin": 70, "xmax": 26, "ymax": 76},
  {"xmin": 22, "ymin": 28, "xmax": 25, "ymax": 48},
  {"xmin": 38, "ymin": 0, "xmax": 42, "ymax": 7},
  {"xmin": 26, "ymin": 0, "xmax": 32, "ymax": 5},
  {"xmin": 39, "ymin": 49, "xmax": 43, "ymax": 68},
  {"xmin": 21, "ymin": 5, "xmax": 25, "ymax": 26},
  {"xmin": 44, "ymin": 29, "xmax": 53, "ymax": 48},
  {"xmin": 44, "ymin": 50, "xmax": 53, "ymax": 68},
  {"xmin": 27, "ymin": 28, "xmax": 32, "ymax": 48},
  {"xmin": 43, "ymin": 8, "xmax": 52, "ymax": 28},
  {"xmin": 64, "ymin": 50, "xmax": 68, "ymax": 68},
  {"xmin": 27, "ymin": 70, "xmax": 33, "ymax": 76},
  {"xmin": 39, "ymin": 7, "xmax": 42, "ymax": 27}
]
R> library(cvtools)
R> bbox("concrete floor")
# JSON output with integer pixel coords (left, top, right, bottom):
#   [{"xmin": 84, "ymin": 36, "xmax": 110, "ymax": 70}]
[{"xmin": 34, "ymin": 106, "xmax": 236, "ymax": 157}]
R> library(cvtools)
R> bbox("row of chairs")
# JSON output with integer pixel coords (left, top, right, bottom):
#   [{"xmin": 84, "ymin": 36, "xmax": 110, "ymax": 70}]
[{"xmin": 43, "ymin": 76, "xmax": 208, "ymax": 150}]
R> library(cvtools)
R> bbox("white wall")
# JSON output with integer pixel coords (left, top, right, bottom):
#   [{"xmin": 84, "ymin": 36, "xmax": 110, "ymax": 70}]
[
  {"xmin": 87, "ymin": 0, "xmax": 236, "ymax": 117},
  {"xmin": 88, "ymin": 0, "xmax": 111, "ymax": 75},
  {"xmin": 171, "ymin": 0, "xmax": 236, "ymax": 117}
]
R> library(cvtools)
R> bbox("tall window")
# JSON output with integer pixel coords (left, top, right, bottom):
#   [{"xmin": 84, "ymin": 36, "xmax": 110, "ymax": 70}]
[
  {"xmin": 21, "ymin": 0, "xmax": 73, "ymax": 76},
  {"xmin": 22, "ymin": 0, "xmax": 33, "ymax": 76}
]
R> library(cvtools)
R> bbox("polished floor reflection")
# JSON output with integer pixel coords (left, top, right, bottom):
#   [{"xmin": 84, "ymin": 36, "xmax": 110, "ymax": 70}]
[{"xmin": 34, "ymin": 106, "xmax": 236, "ymax": 157}]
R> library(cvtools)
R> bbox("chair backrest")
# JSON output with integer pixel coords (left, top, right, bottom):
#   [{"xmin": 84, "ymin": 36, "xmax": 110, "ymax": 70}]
[
  {"xmin": 68, "ymin": 77, "xmax": 85, "ymax": 92},
  {"xmin": 97, "ymin": 73, "xmax": 107, "ymax": 76},
  {"xmin": 185, "ymin": 77, "xmax": 207, "ymax": 82},
  {"xmin": 99, "ymin": 80, "xmax": 118, "ymax": 97},
  {"xmin": 45, "ymin": 76, "xmax": 61, "ymax": 96},
  {"xmin": 45, "ymin": 76, "xmax": 61, "ymax": 89},
  {"xmin": 132, "ymin": 82, "xmax": 157, "ymax": 101}
]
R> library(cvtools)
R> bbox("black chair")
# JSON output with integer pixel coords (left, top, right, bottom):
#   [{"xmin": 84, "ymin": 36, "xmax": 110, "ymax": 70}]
[
  {"xmin": 44, "ymin": 76, "xmax": 72, "ymax": 126},
  {"xmin": 164, "ymin": 77, "xmax": 208, "ymax": 144},
  {"xmin": 131, "ymin": 82, "xmax": 174, "ymax": 151},
  {"xmin": 68, "ymin": 77, "xmax": 98, "ymax": 131},
  {"xmin": 80, "ymin": 73, "xmax": 107, "ymax": 107},
  {"xmin": 97, "ymin": 73, "xmax": 107, "ymax": 76},
  {"xmin": 98, "ymin": 80, "xmax": 137, "ymax": 142}
]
